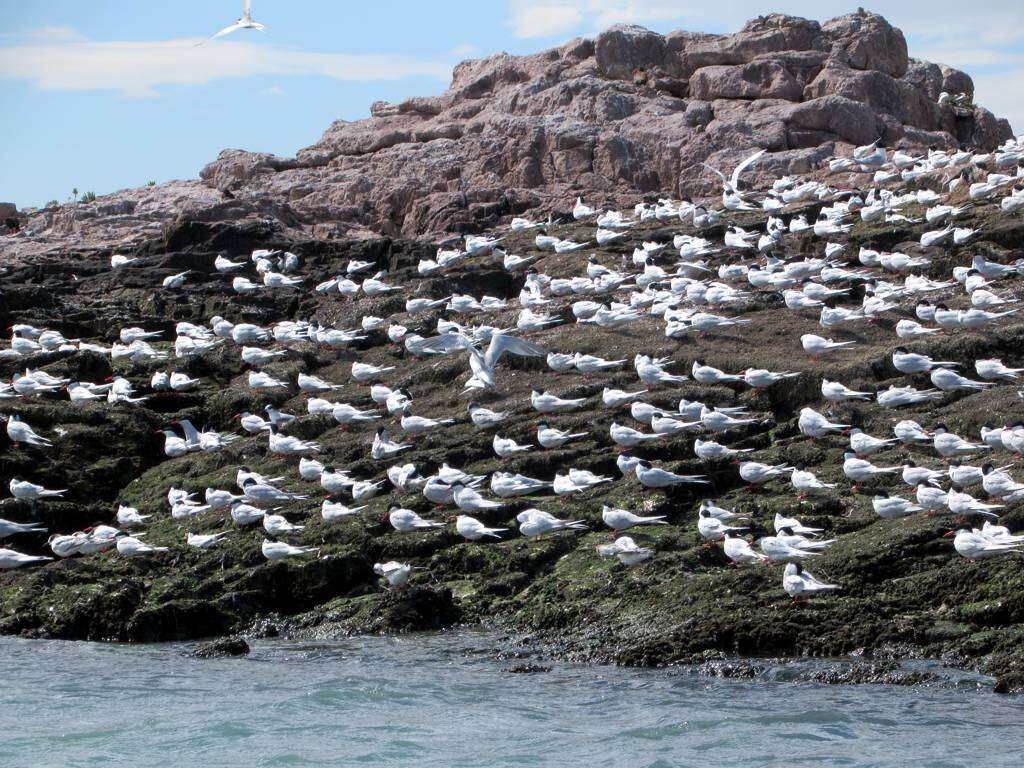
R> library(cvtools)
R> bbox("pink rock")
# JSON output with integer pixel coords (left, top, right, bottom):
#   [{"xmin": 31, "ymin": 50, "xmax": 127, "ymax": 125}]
[
  {"xmin": 3, "ymin": 12, "xmax": 1013, "ymax": 261},
  {"xmin": 690, "ymin": 61, "xmax": 803, "ymax": 101}
]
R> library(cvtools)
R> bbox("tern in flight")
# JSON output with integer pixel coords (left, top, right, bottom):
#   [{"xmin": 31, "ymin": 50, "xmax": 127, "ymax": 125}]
[{"xmin": 198, "ymin": 0, "xmax": 265, "ymax": 45}]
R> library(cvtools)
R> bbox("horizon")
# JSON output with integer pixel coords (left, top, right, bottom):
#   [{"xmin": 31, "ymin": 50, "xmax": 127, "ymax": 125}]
[{"xmin": 1, "ymin": 0, "xmax": 1021, "ymax": 209}]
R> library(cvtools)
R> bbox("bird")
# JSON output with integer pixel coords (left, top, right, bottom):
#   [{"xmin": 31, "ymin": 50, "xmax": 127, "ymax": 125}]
[
  {"xmin": 798, "ymin": 407, "xmax": 849, "ymax": 439},
  {"xmin": 9, "ymin": 478, "xmax": 65, "ymax": 500},
  {"xmin": 0, "ymin": 548, "xmax": 53, "ymax": 569},
  {"xmin": 698, "ymin": 509, "xmax": 747, "ymax": 542},
  {"xmin": 469, "ymin": 405, "xmax": 508, "ymax": 428},
  {"xmin": 199, "ymin": 0, "xmax": 266, "ymax": 45},
  {"xmin": 822, "ymin": 379, "xmax": 873, "ymax": 403},
  {"xmin": 872, "ymin": 492, "xmax": 923, "ymax": 519},
  {"xmin": 262, "ymin": 539, "xmax": 318, "ymax": 561},
  {"xmin": 694, "ymin": 439, "xmax": 753, "ymax": 460},
  {"xmin": 789, "ymin": 468, "xmax": 837, "ymax": 498},
  {"xmin": 946, "ymin": 529, "xmax": 1023, "ymax": 560},
  {"xmin": 263, "ymin": 513, "xmax": 305, "ymax": 536},
  {"xmin": 455, "ymin": 515, "xmax": 507, "ymax": 540},
  {"xmin": 602, "ymin": 388, "xmax": 648, "ymax": 408},
  {"xmin": 452, "ymin": 484, "xmax": 502, "ymax": 512},
  {"xmin": 387, "ymin": 506, "xmax": 444, "ymax": 532},
  {"xmin": 722, "ymin": 534, "xmax": 767, "ymax": 564},
  {"xmin": 739, "ymin": 461, "xmax": 793, "ymax": 487},
  {"xmin": 517, "ymin": 509, "xmax": 586, "ymax": 538},
  {"xmin": 537, "ymin": 423, "xmax": 587, "ymax": 449},
  {"xmin": 187, "ymin": 531, "xmax": 230, "ymax": 549},
  {"xmin": 933, "ymin": 426, "xmax": 990, "ymax": 459},
  {"xmin": 374, "ymin": 561, "xmax": 414, "ymax": 590},
  {"xmin": 531, "ymin": 389, "xmax": 586, "ymax": 413},
  {"xmin": 601, "ymin": 505, "xmax": 667, "ymax": 532},
  {"xmin": 842, "ymin": 454, "xmax": 899, "ymax": 489},
  {"xmin": 117, "ymin": 535, "xmax": 168, "ymax": 558},
  {"xmin": 420, "ymin": 332, "xmax": 545, "ymax": 391},
  {"xmin": 4, "ymin": 414, "xmax": 53, "ymax": 447},
  {"xmin": 849, "ymin": 428, "xmax": 898, "ymax": 456},
  {"xmin": 976, "ymin": 359, "xmax": 1024, "ymax": 380},
  {"xmin": 930, "ymin": 368, "xmax": 991, "ymax": 392},
  {"xmin": 635, "ymin": 461, "xmax": 708, "ymax": 488},
  {"xmin": 0, "ymin": 518, "xmax": 48, "ymax": 538},
  {"xmin": 782, "ymin": 563, "xmax": 840, "ymax": 600}
]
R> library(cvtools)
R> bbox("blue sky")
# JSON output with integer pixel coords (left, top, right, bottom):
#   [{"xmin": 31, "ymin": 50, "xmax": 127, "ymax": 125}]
[{"xmin": 1, "ymin": 1, "xmax": 1020, "ymax": 209}]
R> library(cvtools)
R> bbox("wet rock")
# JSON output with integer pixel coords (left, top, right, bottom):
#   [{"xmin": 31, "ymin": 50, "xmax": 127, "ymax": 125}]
[
  {"xmin": 126, "ymin": 600, "xmax": 235, "ymax": 642},
  {"xmin": 191, "ymin": 636, "xmax": 250, "ymax": 658},
  {"xmin": 503, "ymin": 664, "xmax": 551, "ymax": 674},
  {"xmin": 805, "ymin": 661, "xmax": 936, "ymax": 686}
]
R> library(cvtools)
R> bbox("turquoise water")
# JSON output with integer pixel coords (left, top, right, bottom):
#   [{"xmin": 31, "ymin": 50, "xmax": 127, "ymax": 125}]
[{"xmin": 1, "ymin": 632, "xmax": 1022, "ymax": 767}]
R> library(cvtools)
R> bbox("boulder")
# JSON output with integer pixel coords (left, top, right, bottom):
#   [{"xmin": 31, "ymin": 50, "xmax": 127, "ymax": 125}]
[
  {"xmin": 941, "ymin": 66, "xmax": 974, "ymax": 100},
  {"xmin": 823, "ymin": 10, "xmax": 908, "ymax": 77},
  {"xmin": 959, "ymin": 107, "xmax": 1015, "ymax": 151},
  {"xmin": 781, "ymin": 95, "xmax": 882, "ymax": 146},
  {"xmin": 903, "ymin": 60, "xmax": 944, "ymax": 101},
  {"xmin": 690, "ymin": 61, "xmax": 803, "ymax": 101},
  {"xmin": 805, "ymin": 64, "xmax": 941, "ymax": 130},
  {"xmin": 595, "ymin": 24, "xmax": 668, "ymax": 79},
  {"xmin": 191, "ymin": 637, "xmax": 251, "ymax": 658}
]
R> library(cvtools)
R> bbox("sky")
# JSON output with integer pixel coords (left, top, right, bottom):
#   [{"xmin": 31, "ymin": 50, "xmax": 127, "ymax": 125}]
[{"xmin": 1, "ymin": 1, "xmax": 1021, "ymax": 209}]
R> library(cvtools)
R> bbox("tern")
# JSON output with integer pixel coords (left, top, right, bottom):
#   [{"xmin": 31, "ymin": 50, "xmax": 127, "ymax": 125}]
[
  {"xmin": 595, "ymin": 536, "xmax": 654, "ymax": 566},
  {"xmin": 198, "ymin": 0, "xmax": 266, "ymax": 45},
  {"xmin": 374, "ymin": 561, "xmax": 415, "ymax": 589},
  {"xmin": 783, "ymin": 563, "xmax": 840, "ymax": 600},
  {"xmin": 0, "ymin": 548, "xmax": 53, "ymax": 569}
]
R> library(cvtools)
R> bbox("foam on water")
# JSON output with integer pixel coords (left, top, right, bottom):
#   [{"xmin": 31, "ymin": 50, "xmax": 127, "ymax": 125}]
[{"xmin": 2, "ymin": 632, "xmax": 1022, "ymax": 767}]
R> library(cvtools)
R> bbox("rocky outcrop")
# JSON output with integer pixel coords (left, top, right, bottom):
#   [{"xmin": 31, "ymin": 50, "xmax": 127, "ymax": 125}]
[
  {"xmin": 4, "ymin": 195, "xmax": 1024, "ymax": 692},
  {"xmin": 3, "ymin": 10, "xmax": 1014, "ymax": 260}
]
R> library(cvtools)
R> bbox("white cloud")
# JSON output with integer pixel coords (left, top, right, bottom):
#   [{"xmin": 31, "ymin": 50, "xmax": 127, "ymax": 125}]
[
  {"xmin": 0, "ymin": 35, "xmax": 453, "ymax": 98},
  {"xmin": 508, "ymin": 0, "xmax": 685, "ymax": 38},
  {"xmin": 0, "ymin": 25, "xmax": 83, "ymax": 41},
  {"xmin": 449, "ymin": 43, "xmax": 481, "ymax": 59},
  {"xmin": 509, "ymin": 2, "xmax": 583, "ymax": 38}
]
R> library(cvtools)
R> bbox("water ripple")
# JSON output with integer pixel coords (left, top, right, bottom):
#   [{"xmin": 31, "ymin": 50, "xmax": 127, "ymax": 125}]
[{"xmin": 2, "ymin": 634, "xmax": 1023, "ymax": 768}]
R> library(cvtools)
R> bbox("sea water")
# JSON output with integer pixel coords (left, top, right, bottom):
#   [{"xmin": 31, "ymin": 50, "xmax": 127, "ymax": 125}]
[{"xmin": 1, "ymin": 632, "xmax": 1022, "ymax": 767}]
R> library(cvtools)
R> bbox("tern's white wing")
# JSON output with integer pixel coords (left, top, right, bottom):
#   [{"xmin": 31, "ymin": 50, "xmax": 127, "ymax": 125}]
[
  {"xmin": 418, "ymin": 332, "xmax": 476, "ymax": 355},
  {"xmin": 197, "ymin": 21, "xmax": 243, "ymax": 45},
  {"xmin": 484, "ymin": 334, "xmax": 545, "ymax": 368},
  {"xmin": 701, "ymin": 163, "xmax": 726, "ymax": 184},
  {"xmin": 730, "ymin": 149, "xmax": 767, "ymax": 188},
  {"xmin": 244, "ymin": 0, "xmax": 252, "ymax": 15}
]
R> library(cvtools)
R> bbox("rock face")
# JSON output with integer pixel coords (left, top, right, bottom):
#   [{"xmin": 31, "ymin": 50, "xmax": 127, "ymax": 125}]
[
  {"xmin": 2, "ymin": 10, "xmax": 1012, "ymax": 259},
  {"xmin": 4, "ymin": 193, "xmax": 1024, "ymax": 693}
]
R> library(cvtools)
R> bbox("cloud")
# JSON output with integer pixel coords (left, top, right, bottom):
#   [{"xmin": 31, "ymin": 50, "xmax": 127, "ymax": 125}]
[
  {"xmin": 0, "ymin": 35, "xmax": 454, "ymax": 98},
  {"xmin": 0, "ymin": 25, "xmax": 83, "ymax": 41},
  {"xmin": 260, "ymin": 85, "xmax": 286, "ymax": 97},
  {"xmin": 448, "ymin": 43, "xmax": 481, "ymax": 59},
  {"xmin": 508, "ymin": 1, "xmax": 683, "ymax": 38},
  {"xmin": 508, "ymin": 2, "xmax": 583, "ymax": 38}
]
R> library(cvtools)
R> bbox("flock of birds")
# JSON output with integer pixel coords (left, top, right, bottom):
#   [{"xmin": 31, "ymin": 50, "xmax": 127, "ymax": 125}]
[{"xmin": 4, "ymin": 133, "xmax": 1024, "ymax": 605}]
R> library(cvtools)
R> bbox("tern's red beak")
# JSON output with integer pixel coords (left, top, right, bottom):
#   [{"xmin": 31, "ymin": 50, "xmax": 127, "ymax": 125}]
[{"xmin": 942, "ymin": 530, "xmax": 956, "ymax": 538}]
